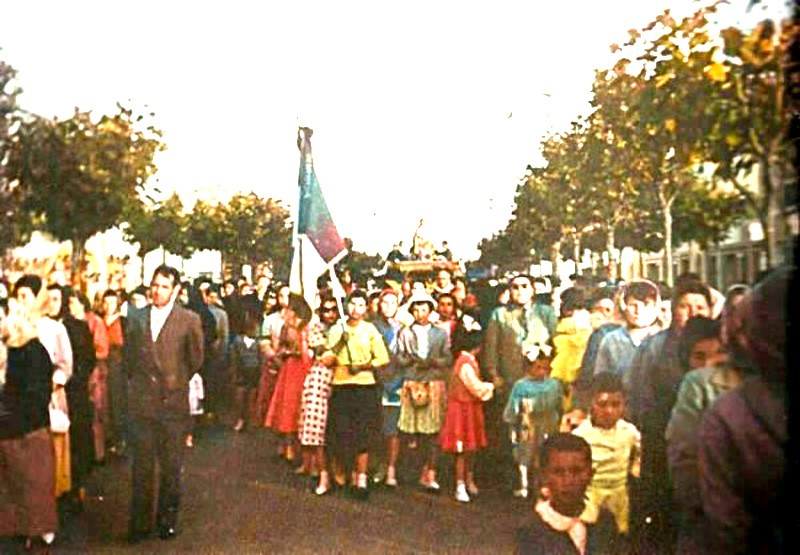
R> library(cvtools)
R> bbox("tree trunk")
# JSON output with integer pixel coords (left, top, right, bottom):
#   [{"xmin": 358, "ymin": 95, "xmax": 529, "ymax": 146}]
[
  {"xmin": 659, "ymin": 187, "xmax": 676, "ymax": 287},
  {"xmin": 573, "ymin": 234, "xmax": 582, "ymax": 275},
  {"xmin": 71, "ymin": 239, "xmax": 84, "ymax": 289},
  {"xmin": 550, "ymin": 240, "xmax": 562, "ymax": 279},
  {"xmin": 605, "ymin": 227, "xmax": 617, "ymax": 280},
  {"xmin": 762, "ymin": 153, "xmax": 785, "ymax": 268}
]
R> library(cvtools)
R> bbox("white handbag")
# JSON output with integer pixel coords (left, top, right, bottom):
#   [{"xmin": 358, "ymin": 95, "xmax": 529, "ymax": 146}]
[{"xmin": 49, "ymin": 392, "xmax": 70, "ymax": 433}]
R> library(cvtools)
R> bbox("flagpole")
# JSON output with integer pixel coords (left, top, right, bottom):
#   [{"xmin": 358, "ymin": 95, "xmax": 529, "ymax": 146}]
[
  {"xmin": 330, "ymin": 266, "xmax": 346, "ymax": 321},
  {"xmin": 298, "ymin": 235, "xmax": 304, "ymax": 301},
  {"xmin": 291, "ymin": 127, "xmax": 308, "ymax": 247},
  {"xmin": 291, "ymin": 126, "xmax": 310, "ymax": 305}
]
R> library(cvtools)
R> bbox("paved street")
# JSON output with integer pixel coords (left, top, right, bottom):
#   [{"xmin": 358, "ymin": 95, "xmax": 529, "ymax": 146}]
[{"xmin": 17, "ymin": 421, "xmax": 530, "ymax": 554}]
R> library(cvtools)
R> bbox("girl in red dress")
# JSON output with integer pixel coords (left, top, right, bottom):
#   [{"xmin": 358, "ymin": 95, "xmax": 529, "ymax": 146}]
[
  {"xmin": 265, "ymin": 294, "xmax": 312, "ymax": 463},
  {"xmin": 439, "ymin": 315, "xmax": 494, "ymax": 503}
]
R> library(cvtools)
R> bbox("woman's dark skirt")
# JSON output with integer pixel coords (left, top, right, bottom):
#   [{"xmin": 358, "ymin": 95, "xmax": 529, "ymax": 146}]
[{"xmin": 0, "ymin": 427, "xmax": 58, "ymax": 536}]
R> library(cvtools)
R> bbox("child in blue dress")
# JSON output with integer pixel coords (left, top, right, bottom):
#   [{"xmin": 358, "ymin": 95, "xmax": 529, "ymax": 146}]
[{"xmin": 503, "ymin": 342, "xmax": 563, "ymax": 499}]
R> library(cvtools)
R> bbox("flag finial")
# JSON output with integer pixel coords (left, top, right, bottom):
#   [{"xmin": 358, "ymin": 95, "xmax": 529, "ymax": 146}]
[{"xmin": 297, "ymin": 127, "xmax": 314, "ymax": 150}]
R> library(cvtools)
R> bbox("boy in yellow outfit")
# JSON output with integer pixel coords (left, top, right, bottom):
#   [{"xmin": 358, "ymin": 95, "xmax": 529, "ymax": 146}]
[
  {"xmin": 550, "ymin": 287, "xmax": 592, "ymax": 412},
  {"xmin": 572, "ymin": 372, "xmax": 640, "ymax": 535}
]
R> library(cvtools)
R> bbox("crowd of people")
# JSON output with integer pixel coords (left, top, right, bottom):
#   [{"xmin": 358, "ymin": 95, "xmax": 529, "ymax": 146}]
[{"xmin": 0, "ymin": 259, "xmax": 790, "ymax": 553}]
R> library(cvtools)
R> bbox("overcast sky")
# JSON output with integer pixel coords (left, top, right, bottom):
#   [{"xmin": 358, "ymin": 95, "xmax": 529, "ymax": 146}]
[{"xmin": 2, "ymin": 0, "xmax": 788, "ymax": 260}]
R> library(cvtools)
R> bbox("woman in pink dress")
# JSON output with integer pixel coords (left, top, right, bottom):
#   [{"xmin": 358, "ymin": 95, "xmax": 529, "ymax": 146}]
[{"xmin": 265, "ymin": 294, "xmax": 312, "ymax": 463}]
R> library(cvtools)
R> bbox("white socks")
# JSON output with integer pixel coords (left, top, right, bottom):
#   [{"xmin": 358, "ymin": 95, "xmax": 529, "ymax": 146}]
[{"xmin": 514, "ymin": 465, "xmax": 529, "ymax": 498}]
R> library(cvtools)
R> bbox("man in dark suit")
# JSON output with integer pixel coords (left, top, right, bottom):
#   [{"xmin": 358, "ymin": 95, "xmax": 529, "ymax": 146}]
[{"xmin": 125, "ymin": 265, "xmax": 204, "ymax": 543}]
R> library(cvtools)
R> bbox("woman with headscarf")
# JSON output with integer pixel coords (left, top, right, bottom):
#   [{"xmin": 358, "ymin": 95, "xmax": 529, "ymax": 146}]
[
  {"xmin": 699, "ymin": 267, "xmax": 790, "ymax": 554},
  {"xmin": 67, "ymin": 291, "xmax": 109, "ymax": 464},
  {"xmin": 47, "ymin": 285, "xmax": 96, "ymax": 508},
  {"xmin": 0, "ymin": 276, "xmax": 58, "ymax": 550},
  {"xmin": 183, "ymin": 283, "xmax": 218, "ymax": 419}
]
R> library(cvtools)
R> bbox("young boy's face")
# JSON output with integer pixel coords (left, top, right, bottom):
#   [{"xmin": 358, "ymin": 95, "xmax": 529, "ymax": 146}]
[
  {"xmin": 527, "ymin": 357, "xmax": 551, "ymax": 380},
  {"xmin": 591, "ymin": 391, "xmax": 625, "ymax": 429},
  {"xmin": 689, "ymin": 338, "xmax": 726, "ymax": 370},
  {"xmin": 542, "ymin": 450, "xmax": 593, "ymax": 514},
  {"xmin": 624, "ymin": 297, "xmax": 658, "ymax": 329},
  {"xmin": 592, "ymin": 298, "xmax": 615, "ymax": 322}
]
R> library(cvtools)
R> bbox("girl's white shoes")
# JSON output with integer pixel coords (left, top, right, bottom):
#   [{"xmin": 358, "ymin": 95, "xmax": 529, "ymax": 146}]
[
  {"xmin": 315, "ymin": 471, "xmax": 330, "ymax": 496},
  {"xmin": 419, "ymin": 468, "xmax": 440, "ymax": 491},
  {"xmin": 455, "ymin": 483, "xmax": 471, "ymax": 503},
  {"xmin": 384, "ymin": 465, "xmax": 398, "ymax": 487}
]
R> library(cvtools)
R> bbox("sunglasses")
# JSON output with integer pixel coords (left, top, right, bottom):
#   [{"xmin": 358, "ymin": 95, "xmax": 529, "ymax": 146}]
[{"xmin": 321, "ymin": 306, "xmax": 338, "ymax": 313}]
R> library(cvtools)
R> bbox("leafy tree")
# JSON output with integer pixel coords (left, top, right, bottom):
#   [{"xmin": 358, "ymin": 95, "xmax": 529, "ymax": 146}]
[
  {"xmin": 582, "ymin": 78, "xmax": 650, "ymax": 276},
  {"xmin": 0, "ymin": 56, "xmax": 26, "ymax": 258},
  {"xmin": 618, "ymin": 2, "xmax": 798, "ymax": 280},
  {"xmin": 704, "ymin": 16, "xmax": 797, "ymax": 266},
  {"xmin": 192, "ymin": 193, "xmax": 293, "ymax": 280},
  {"xmin": 602, "ymin": 3, "xmax": 755, "ymax": 284},
  {"xmin": 6, "ymin": 103, "xmax": 165, "ymax": 284},
  {"xmin": 476, "ymin": 230, "xmax": 514, "ymax": 270},
  {"xmin": 123, "ymin": 192, "xmax": 191, "ymax": 276},
  {"xmin": 185, "ymin": 198, "xmax": 227, "ymax": 253},
  {"xmin": 616, "ymin": 178, "xmax": 746, "ymax": 252},
  {"xmin": 477, "ymin": 169, "xmax": 560, "ymax": 274}
]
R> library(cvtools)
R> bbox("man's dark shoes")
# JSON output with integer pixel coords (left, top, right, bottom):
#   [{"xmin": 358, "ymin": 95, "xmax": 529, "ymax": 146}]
[
  {"xmin": 157, "ymin": 507, "xmax": 179, "ymax": 540},
  {"xmin": 158, "ymin": 525, "xmax": 177, "ymax": 540},
  {"xmin": 350, "ymin": 486, "xmax": 369, "ymax": 501},
  {"xmin": 127, "ymin": 529, "xmax": 151, "ymax": 545}
]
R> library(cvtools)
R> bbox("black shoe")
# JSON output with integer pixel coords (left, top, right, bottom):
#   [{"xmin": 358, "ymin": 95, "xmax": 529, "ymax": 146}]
[
  {"xmin": 23, "ymin": 536, "xmax": 52, "ymax": 554},
  {"xmin": 350, "ymin": 486, "xmax": 369, "ymax": 501},
  {"xmin": 127, "ymin": 530, "xmax": 151, "ymax": 545},
  {"xmin": 158, "ymin": 526, "xmax": 177, "ymax": 540}
]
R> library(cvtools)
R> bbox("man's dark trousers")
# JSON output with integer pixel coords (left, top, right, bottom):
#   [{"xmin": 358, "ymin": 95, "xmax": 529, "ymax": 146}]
[{"xmin": 129, "ymin": 416, "xmax": 187, "ymax": 534}]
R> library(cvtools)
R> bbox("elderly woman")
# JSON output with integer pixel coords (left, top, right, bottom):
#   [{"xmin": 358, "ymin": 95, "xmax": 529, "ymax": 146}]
[{"xmin": 0, "ymin": 277, "xmax": 58, "ymax": 550}]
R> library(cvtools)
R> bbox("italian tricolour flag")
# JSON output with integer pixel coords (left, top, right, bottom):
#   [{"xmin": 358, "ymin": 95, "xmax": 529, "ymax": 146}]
[{"xmin": 289, "ymin": 128, "xmax": 348, "ymax": 309}]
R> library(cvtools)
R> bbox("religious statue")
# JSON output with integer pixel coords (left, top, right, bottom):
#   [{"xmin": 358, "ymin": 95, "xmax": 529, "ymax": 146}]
[{"xmin": 411, "ymin": 218, "xmax": 435, "ymax": 261}]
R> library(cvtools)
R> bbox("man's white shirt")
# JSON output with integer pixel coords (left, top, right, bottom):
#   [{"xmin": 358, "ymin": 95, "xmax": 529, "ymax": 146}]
[{"xmin": 150, "ymin": 300, "xmax": 175, "ymax": 342}]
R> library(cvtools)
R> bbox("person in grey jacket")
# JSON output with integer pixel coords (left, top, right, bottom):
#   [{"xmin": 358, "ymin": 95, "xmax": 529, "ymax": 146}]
[{"xmin": 396, "ymin": 290, "xmax": 452, "ymax": 491}]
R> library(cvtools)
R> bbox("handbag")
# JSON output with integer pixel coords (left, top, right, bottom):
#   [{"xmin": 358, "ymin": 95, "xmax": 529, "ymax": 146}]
[
  {"xmin": 49, "ymin": 392, "xmax": 71, "ymax": 433},
  {"xmin": 405, "ymin": 381, "xmax": 431, "ymax": 408}
]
